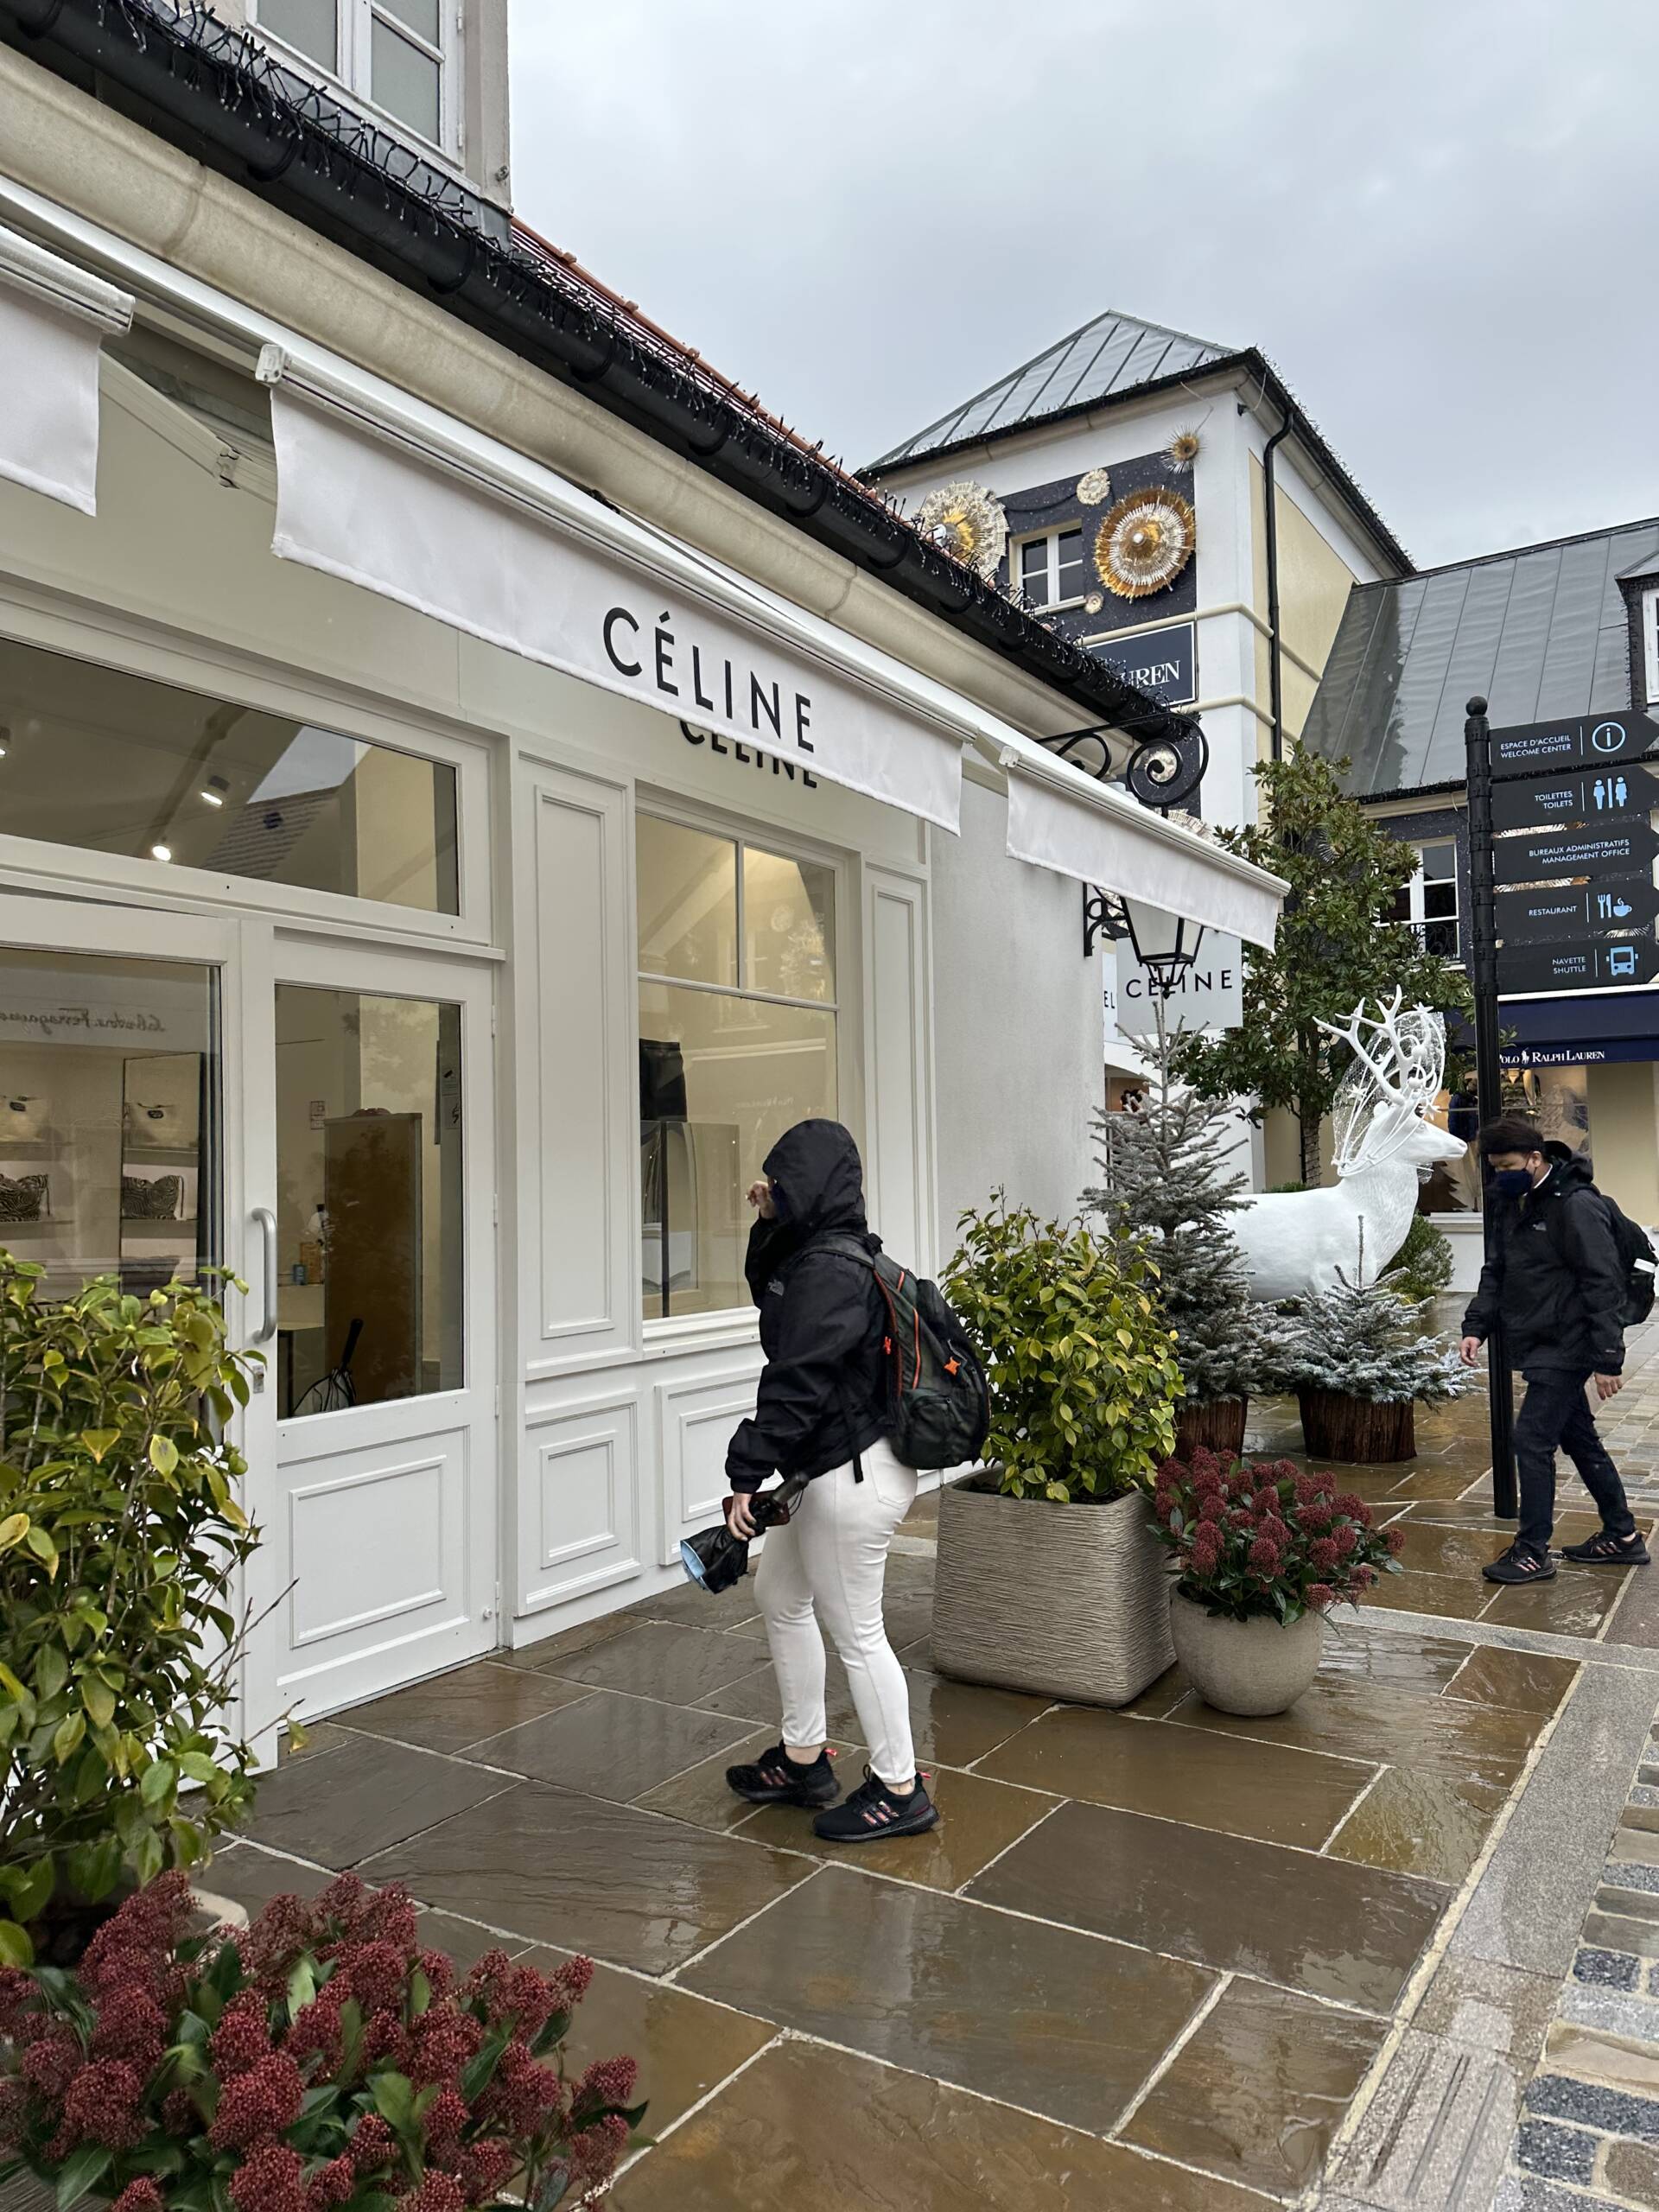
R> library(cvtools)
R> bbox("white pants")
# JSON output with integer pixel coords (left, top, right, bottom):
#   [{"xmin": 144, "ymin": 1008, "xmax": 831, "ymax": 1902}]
[{"xmin": 753, "ymin": 1435, "xmax": 918, "ymax": 1788}]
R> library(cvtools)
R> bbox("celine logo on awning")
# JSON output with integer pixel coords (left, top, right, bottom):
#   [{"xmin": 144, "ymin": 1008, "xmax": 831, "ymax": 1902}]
[
  {"xmin": 678, "ymin": 722, "xmax": 818, "ymax": 785},
  {"xmin": 603, "ymin": 604, "xmax": 817, "ymax": 756}
]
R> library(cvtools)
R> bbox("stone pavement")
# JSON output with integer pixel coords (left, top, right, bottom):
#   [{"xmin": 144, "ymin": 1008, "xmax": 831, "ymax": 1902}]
[{"xmin": 188, "ymin": 1332, "xmax": 1659, "ymax": 2211}]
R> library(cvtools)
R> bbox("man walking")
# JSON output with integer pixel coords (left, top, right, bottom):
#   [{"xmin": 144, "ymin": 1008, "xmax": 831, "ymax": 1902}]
[{"xmin": 1460, "ymin": 1116, "xmax": 1649, "ymax": 1584}]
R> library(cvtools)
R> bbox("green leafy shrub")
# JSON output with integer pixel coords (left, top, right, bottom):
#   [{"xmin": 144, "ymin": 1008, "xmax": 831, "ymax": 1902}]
[
  {"xmin": 0, "ymin": 1258, "xmax": 261, "ymax": 1964},
  {"xmin": 943, "ymin": 1193, "xmax": 1183, "ymax": 1502},
  {"xmin": 1389, "ymin": 1211, "xmax": 1454, "ymax": 1306}
]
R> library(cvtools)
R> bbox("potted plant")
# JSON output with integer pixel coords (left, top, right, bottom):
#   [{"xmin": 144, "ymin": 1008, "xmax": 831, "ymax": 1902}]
[
  {"xmin": 933, "ymin": 1195, "xmax": 1185, "ymax": 1706},
  {"xmin": 1087, "ymin": 1011, "xmax": 1287, "ymax": 1459},
  {"xmin": 1281, "ymin": 1262, "xmax": 1468, "ymax": 1461},
  {"xmin": 1153, "ymin": 1451, "xmax": 1405, "ymax": 1714},
  {"xmin": 0, "ymin": 1868, "xmax": 642, "ymax": 2212},
  {"xmin": 0, "ymin": 1258, "xmax": 263, "ymax": 1965}
]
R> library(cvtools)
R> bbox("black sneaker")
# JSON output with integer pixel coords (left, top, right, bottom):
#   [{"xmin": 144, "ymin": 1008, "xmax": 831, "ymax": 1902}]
[
  {"xmin": 1561, "ymin": 1529, "xmax": 1651, "ymax": 1566},
  {"xmin": 1481, "ymin": 1544, "xmax": 1558, "ymax": 1586},
  {"xmin": 811, "ymin": 1767, "xmax": 939, "ymax": 1843},
  {"xmin": 726, "ymin": 1743, "xmax": 839, "ymax": 1808}
]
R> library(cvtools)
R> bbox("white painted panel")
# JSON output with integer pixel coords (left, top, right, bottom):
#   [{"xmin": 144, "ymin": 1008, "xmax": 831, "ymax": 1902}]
[
  {"xmin": 520, "ymin": 1389, "xmax": 641, "ymax": 1611},
  {"xmin": 865, "ymin": 869, "xmax": 932, "ymax": 1271},
  {"xmin": 655, "ymin": 1363, "xmax": 762, "ymax": 1564},
  {"xmin": 515, "ymin": 761, "xmax": 635, "ymax": 1371},
  {"xmin": 289, "ymin": 1450, "xmax": 448, "ymax": 1646}
]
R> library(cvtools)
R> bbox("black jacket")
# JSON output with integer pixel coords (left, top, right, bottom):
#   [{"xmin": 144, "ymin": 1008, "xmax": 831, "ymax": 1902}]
[
  {"xmin": 1462, "ymin": 1143, "xmax": 1627, "ymax": 1376},
  {"xmin": 725, "ymin": 1120, "xmax": 890, "ymax": 1493}
]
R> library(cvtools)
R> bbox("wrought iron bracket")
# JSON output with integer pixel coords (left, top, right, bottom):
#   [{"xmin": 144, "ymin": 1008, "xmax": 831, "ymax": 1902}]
[
  {"xmin": 1045, "ymin": 718, "xmax": 1210, "ymax": 813},
  {"xmin": 1082, "ymin": 886, "xmax": 1128, "ymax": 958}
]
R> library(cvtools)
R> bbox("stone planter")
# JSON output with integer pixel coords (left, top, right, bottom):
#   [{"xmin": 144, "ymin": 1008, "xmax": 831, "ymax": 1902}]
[
  {"xmin": 1297, "ymin": 1388, "xmax": 1415, "ymax": 1463},
  {"xmin": 931, "ymin": 1475, "xmax": 1173, "ymax": 1707},
  {"xmin": 1174, "ymin": 1397, "xmax": 1248, "ymax": 1459},
  {"xmin": 1170, "ymin": 1590, "xmax": 1323, "ymax": 1716}
]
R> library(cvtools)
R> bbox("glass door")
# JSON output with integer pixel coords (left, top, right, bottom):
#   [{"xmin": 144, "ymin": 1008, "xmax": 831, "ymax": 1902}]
[{"xmin": 268, "ymin": 935, "xmax": 497, "ymax": 1720}]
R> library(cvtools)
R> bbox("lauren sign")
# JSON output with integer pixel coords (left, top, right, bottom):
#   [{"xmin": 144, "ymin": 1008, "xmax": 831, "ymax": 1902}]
[{"xmin": 1114, "ymin": 932, "xmax": 1243, "ymax": 1035}]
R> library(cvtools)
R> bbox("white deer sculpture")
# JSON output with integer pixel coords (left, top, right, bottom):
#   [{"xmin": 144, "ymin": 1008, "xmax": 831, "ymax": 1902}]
[{"xmin": 1231, "ymin": 992, "xmax": 1467, "ymax": 1302}]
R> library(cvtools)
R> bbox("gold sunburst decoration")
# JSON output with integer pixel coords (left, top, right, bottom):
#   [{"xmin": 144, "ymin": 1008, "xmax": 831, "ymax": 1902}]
[
  {"xmin": 913, "ymin": 480, "xmax": 1008, "ymax": 580},
  {"xmin": 1076, "ymin": 467, "xmax": 1113, "ymax": 506},
  {"xmin": 1164, "ymin": 427, "xmax": 1202, "ymax": 472},
  {"xmin": 1093, "ymin": 486, "xmax": 1197, "ymax": 600}
]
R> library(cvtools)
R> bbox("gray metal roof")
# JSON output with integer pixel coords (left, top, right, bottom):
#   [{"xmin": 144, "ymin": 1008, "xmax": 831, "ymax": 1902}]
[
  {"xmin": 1301, "ymin": 518, "xmax": 1659, "ymax": 798},
  {"xmin": 868, "ymin": 310, "xmax": 1233, "ymax": 471}
]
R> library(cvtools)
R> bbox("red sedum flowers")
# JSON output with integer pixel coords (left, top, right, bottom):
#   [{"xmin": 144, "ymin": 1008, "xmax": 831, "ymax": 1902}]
[
  {"xmin": 0, "ymin": 1872, "xmax": 639, "ymax": 2212},
  {"xmin": 1152, "ymin": 1450, "xmax": 1405, "ymax": 1624}
]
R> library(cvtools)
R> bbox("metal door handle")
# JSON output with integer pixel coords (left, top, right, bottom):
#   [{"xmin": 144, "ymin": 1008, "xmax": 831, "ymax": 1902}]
[{"xmin": 251, "ymin": 1208, "xmax": 278, "ymax": 1344}]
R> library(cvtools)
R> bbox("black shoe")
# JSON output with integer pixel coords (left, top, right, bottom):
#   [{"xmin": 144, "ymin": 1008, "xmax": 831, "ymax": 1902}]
[
  {"xmin": 726, "ymin": 1743, "xmax": 840, "ymax": 1808},
  {"xmin": 1561, "ymin": 1529, "xmax": 1651, "ymax": 1566},
  {"xmin": 1481, "ymin": 1544, "xmax": 1558, "ymax": 1586},
  {"xmin": 811, "ymin": 1767, "xmax": 939, "ymax": 1843}
]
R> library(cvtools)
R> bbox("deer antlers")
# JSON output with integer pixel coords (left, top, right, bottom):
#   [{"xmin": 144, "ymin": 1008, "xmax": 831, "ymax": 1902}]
[{"xmin": 1319, "ymin": 989, "xmax": 1443, "ymax": 1106}]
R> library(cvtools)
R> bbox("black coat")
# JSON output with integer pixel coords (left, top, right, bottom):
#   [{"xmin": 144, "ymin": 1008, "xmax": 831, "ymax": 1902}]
[
  {"xmin": 725, "ymin": 1120, "xmax": 890, "ymax": 1494},
  {"xmin": 1462, "ymin": 1143, "xmax": 1627, "ymax": 1376}
]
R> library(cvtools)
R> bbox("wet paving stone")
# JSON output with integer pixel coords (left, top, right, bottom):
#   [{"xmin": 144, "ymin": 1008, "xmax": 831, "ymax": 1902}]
[
  {"xmin": 697, "ymin": 1654, "xmax": 1049, "ymax": 1767},
  {"xmin": 967, "ymin": 1800, "xmax": 1447, "ymax": 2012},
  {"xmin": 612, "ymin": 2036, "xmax": 1270, "ymax": 2211},
  {"xmin": 543, "ymin": 1620, "xmax": 765, "ymax": 1703},
  {"xmin": 1326, "ymin": 1765, "xmax": 1511, "ymax": 1885},
  {"xmin": 1585, "ymin": 1909, "xmax": 1659, "ymax": 1960},
  {"xmin": 1416, "ymin": 1956, "xmax": 1562, "ymax": 2064},
  {"xmin": 735, "ymin": 1765, "xmax": 1058, "ymax": 1890},
  {"xmin": 1366, "ymin": 1567, "xmax": 1496, "ymax": 1621},
  {"xmin": 1443, "ymin": 1646, "xmax": 1580, "ymax": 1717},
  {"xmin": 1334, "ymin": 2025, "xmax": 1524, "ymax": 2206},
  {"xmin": 1319, "ymin": 1621, "xmax": 1478, "ymax": 1693},
  {"xmin": 1124, "ymin": 1974, "xmax": 1387, "ymax": 2196},
  {"xmin": 360, "ymin": 1779, "xmax": 812, "ymax": 1974},
  {"xmin": 1395, "ymin": 1522, "xmax": 1531, "ymax": 1579},
  {"xmin": 1483, "ymin": 1573, "xmax": 1631, "ymax": 1637},
  {"xmin": 238, "ymin": 1733, "xmax": 513, "ymax": 1868},
  {"xmin": 499, "ymin": 1612, "xmax": 633, "ymax": 1673},
  {"xmin": 977, "ymin": 1706, "xmax": 1375, "ymax": 1849},
  {"xmin": 1166, "ymin": 1673, "xmax": 1539, "ymax": 1789},
  {"xmin": 416, "ymin": 1910, "xmax": 535, "ymax": 1969},
  {"xmin": 623, "ymin": 1574, "xmax": 763, "ymax": 1632},
  {"xmin": 340, "ymin": 1660, "xmax": 596, "ymax": 1754},
  {"xmin": 518, "ymin": 1944, "xmax": 773, "ymax": 2138},
  {"xmin": 680, "ymin": 1864, "xmax": 1216, "ymax": 2137},
  {"xmin": 207, "ymin": 1840, "xmax": 336, "ymax": 1915},
  {"xmin": 1545, "ymin": 2019, "xmax": 1659, "ymax": 2094},
  {"xmin": 465, "ymin": 1688, "xmax": 757, "ymax": 1801}
]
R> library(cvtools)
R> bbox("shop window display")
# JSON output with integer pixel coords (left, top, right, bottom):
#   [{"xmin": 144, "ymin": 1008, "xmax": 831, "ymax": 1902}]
[{"xmin": 636, "ymin": 815, "xmax": 837, "ymax": 1318}]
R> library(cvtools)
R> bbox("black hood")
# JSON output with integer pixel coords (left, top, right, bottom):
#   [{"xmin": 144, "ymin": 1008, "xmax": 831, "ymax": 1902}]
[
  {"xmin": 1540, "ymin": 1141, "xmax": 1597, "ymax": 1195},
  {"xmin": 762, "ymin": 1120, "xmax": 869, "ymax": 1242}
]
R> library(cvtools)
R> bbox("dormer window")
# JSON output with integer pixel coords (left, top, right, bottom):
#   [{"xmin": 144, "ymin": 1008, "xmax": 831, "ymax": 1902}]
[
  {"xmin": 255, "ymin": 0, "xmax": 452, "ymax": 158},
  {"xmin": 1017, "ymin": 527, "xmax": 1085, "ymax": 612}
]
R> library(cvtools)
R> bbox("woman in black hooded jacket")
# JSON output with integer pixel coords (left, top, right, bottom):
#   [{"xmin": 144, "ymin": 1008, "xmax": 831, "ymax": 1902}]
[{"xmin": 721, "ymin": 1119, "xmax": 938, "ymax": 1841}]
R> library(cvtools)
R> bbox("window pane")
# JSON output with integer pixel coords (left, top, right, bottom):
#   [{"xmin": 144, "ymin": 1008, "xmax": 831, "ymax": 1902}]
[
  {"xmin": 379, "ymin": 0, "xmax": 440, "ymax": 41},
  {"xmin": 1020, "ymin": 541, "xmax": 1049, "ymax": 584},
  {"xmin": 0, "ymin": 950, "xmax": 218, "ymax": 1303},
  {"xmin": 372, "ymin": 17, "xmax": 441, "ymax": 140},
  {"xmin": 1058, "ymin": 529, "xmax": 1083, "ymax": 560},
  {"xmin": 260, "ymin": 0, "xmax": 337, "ymax": 69},
  {"xmin": 636, "ymin": 817, "xmax": 738, "ymax": 986},
  {"xmin": 1387, "ymin": 886, "xmax": 1411, "ymax": 925},
  {"xmin": 1422, "ymin": 881, "xmax": 1457, "ymax": 918},
  {"xmin": 0, "ymin": 641, "xmax": 459, "ymax": 913},
  {"xmin": 1055, "ymin": 552, "xmax": 1085, "ymax": 600},
  {"xmin": 639, "ymin": 981, "xmax": 836, "ymax": 1317},
  {"xmin": 1422, "ymin": 918, "xmax": 1460, "ymax": 958},
  {"xmin": 276, "ymin": 987, "xmax": 463, "ymax": 1418},
  {"xmin": 742, "ymin": 846, "xmax": 836, "ymax": 1001},
  {"xmin": 1420, "ymin": 841, "xmax": 1456, "ymax": 880}
]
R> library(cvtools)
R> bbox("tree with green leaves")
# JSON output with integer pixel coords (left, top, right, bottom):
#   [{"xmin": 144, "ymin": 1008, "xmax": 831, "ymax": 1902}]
[{"xmin": 1170, "ymin": 750, "xmax": 1471, "ymax": 1187}]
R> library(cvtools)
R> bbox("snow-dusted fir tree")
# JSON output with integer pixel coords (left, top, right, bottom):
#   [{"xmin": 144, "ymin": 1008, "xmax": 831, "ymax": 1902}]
[
  {"xmin": 1085, "ymin": 1008, "xmax": 1286, "ymax": 1408},
  {"xmin": 1281, "ymin": 1243, "xmax": 1467, "ymax": 1406}
]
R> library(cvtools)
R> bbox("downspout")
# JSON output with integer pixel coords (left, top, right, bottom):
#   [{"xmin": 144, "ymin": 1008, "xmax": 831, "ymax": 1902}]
[{"xmin": 1262, "ymin": 412, "xmax": 1290, "ymax": 762}]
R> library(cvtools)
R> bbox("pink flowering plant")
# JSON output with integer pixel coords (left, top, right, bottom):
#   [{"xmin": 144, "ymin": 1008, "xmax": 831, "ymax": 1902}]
[
  {"xmin": 1152, "ymin": 1448, "xmax": 1405, "ymax": 1624},
  {"xmin": 0, "ymin": 1870, "xmax": 642, "ymax": 2212}
]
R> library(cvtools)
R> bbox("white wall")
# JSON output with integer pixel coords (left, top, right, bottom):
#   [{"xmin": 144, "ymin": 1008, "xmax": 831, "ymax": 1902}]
[{"xmin": 931, "ymin": 774, "xmax": 1103, "ymax": 1245}]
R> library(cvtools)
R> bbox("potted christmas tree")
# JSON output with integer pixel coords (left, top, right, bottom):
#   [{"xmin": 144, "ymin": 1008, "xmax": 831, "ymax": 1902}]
[
  {"xmin": 1087, "ymin": 1013, "xmax": 1286, "ymax": 1459},
  {"xmin": 1281, "ymin": 1250, "xmax": 1468, "ymax": 1461}
]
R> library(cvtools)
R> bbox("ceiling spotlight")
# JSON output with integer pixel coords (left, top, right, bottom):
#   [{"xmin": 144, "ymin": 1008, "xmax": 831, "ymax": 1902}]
[
  {"xmin": 150, "ymin": 843, "xmax": 173, "ymax": 863},
  {"xmin": 200, "ymin": 789, "xmax": 224, "ymax": 807},
  {"xmin": 201, "ymin": 774, "xmax": 229, "ymax": 806}
]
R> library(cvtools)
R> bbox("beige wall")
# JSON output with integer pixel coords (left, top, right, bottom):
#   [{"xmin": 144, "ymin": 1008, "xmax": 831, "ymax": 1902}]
[
  {"xmin": 1587, "ymin": 1063, "xmax": 1659, "ymax": 1226},
  {"xmin": 1249, "ymin": 455, "xmax": 1365, "ymax": 745}
]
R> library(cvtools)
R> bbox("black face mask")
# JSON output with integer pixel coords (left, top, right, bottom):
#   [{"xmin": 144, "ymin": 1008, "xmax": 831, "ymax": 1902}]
[{"xmin": 1493, "ymin": 1166, "xmax": 1535, "ymax": 1198}]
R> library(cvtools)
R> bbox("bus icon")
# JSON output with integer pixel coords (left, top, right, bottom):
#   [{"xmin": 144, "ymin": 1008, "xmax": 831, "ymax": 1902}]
[{"xmin": 1607, "ymin": 944, "xmax": 1639, "ymax": 979}]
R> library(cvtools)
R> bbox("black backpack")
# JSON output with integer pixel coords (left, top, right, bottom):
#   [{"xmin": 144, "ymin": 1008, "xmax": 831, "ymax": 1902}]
[
  {"xmin": 1547, "ymin": 1189, "xmax": 1658, "ymax": 1326},
  {"xmin": 801, "ymin": 1235, "xmax": 990, "ymax": 1472}
]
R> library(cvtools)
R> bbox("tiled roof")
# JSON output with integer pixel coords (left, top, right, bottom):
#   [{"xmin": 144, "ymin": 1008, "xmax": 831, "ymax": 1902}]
[
  {"xmin": 1302, "ymin": 517, "xmax": 1659, "ymax": 798},
  {"xmin": 868, "ymin": 310, "xmax": 1234, "ymax": 471}
]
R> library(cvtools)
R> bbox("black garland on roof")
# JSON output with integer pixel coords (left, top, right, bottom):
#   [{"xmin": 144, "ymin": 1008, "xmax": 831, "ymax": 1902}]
[{"xmin": 2, "ymin": 0, "xmax": 1193, "ymax": 754}]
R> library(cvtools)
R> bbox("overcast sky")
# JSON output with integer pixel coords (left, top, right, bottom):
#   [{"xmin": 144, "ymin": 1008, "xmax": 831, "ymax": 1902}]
[{"xmin": 510, "ymin": 1, "xmax": 1659, "ymax": 571}]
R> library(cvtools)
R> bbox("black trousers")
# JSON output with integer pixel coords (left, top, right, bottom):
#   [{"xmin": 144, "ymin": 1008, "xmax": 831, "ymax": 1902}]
[{"xmin": 1515, "ymin": 1367, "xmax": 1636, "ymax": 1557}]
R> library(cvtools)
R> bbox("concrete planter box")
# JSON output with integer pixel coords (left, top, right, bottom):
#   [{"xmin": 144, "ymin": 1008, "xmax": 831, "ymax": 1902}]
[{"xmin": 931, "ymin": 1475, "xmax": 1173, "ymax": 1707}]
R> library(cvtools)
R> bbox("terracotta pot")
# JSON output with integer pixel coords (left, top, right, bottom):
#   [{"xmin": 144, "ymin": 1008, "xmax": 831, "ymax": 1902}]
[
  {"xmin": 1174, "ymin": 1398, "xmax": 1248, "ymax": 1459},
  {"xmin": 1170, "ymin": 1590, "xmax": 1323, "ymax": 1716},
  {"xmin": 932, "ymin": 1476, "xmax": 1173, "ymax": 1707},
  {"xmin": 1296, "ymin": 1389, "xmax": 1416, "ymax": 1463}
]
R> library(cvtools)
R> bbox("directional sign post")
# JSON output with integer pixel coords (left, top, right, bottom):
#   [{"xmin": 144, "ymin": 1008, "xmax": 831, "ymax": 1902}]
[
  {"xmin": 1493, "ymin": 818, "xmax": 1659, "ymax": 888},
  {"xmin": 1497, "ymin": 932, "xmax": 1659, "ymax": 997},
  {"xmin": 1490, "ymin": 709, "xmax": 1659, "ymax": 778},
  {"xmin": 1465, "ymin": 697, "xmax": 1516, "ymax": 1518},
  {"xmin": 1491, "ymin": 760, "xmax": 1659, "ymax": 835},
  {"xmin": 1495, "ymin": 873, "xmax": 1658, "ymax": 946}
]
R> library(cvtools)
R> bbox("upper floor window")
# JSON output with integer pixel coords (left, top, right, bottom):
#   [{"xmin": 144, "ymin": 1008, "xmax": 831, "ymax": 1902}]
[
  {"xmin": 1643, "ymin": 587, "xmax": 1659, "ymax": 705},
  {"xmin": 1018, "ymin": 528, "xmax": 1086, "ymax": 612},
  {"xmin": 255, "ymin": 0, "xmax": 451, "ymax": 155},
  {"xmin": 1389, "ymin": 836, "xmax": 1459, "ymax": 960}
]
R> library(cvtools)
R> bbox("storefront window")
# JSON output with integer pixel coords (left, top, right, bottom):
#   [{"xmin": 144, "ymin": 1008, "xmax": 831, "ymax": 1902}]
[
  {"xmin": 1418, "ymin": 1061, "xmax": 1592, "ymax": 1216},
  {"xmin": 637, "ymin": 816, "xmax": 837, "ymax": 1317},
  {"xmin": 0, "ymin": 639, "xmax": 460, "ymax": 915}
]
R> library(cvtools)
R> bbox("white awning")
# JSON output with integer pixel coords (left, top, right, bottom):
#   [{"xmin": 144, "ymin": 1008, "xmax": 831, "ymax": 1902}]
[
  {"xmin": 997, "ymin": 739, "xmax": 1284, "ymax": 949},
  {"xmin": 258, "ymin": 351, "xmax": 963, "ymax": 833},
  {"xmin": 0, "ymin": 221, "xmax": 132, "ymax": 515}
]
